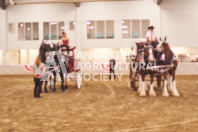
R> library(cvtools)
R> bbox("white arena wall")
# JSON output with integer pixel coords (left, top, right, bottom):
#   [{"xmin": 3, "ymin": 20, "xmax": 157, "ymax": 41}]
[
  {"xmin": 77, "ymin": 0, "xmax": 160, "ymax": 49},
  {"xmin": 160, "ymin": 0, "xmax": 198, "ymax": 47},
  {"xmin": 0, "ymin": 0, "xmax": 198, "ymax": 75},
  {"xmin": 6, "ymin": 3, "xmax": 77, "ymax": 50},
  {"xmin": 5, "ymin": 0, "xmax": 160, "ymax": 50}
]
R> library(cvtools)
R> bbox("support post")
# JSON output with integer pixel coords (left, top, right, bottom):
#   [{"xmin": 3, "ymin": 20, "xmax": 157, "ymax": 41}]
[
  {"xmin": 74, "ymin": 2, "xmax": 81, "ymax": 7},
  {"xmin": 157, "ymin": 0, "xmax": 163, "ymax": 5}
]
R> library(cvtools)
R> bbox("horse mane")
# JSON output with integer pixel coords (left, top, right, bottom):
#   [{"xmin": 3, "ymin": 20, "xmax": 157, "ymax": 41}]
[
  {"xmin": 165, "ymin": 43, "xmax": 170, "ymax": 51},
  {"xmin": 163, "ymin": 43, "xmax": 173, "ymax": 61}
]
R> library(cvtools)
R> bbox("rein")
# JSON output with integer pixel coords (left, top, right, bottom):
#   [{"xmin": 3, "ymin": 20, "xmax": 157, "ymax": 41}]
[
  {"xmin": 43, "ymin": 66, "xmax": 60, "ymax": 76},
  {"xmin": 147, "ymin": 65, "xmax": 174, "ymax": 74}
]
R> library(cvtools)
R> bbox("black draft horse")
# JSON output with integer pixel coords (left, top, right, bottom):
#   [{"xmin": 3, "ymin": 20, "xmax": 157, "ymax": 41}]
[
  {"xmin": 48, "ymin": 42, "xmax": 70, "ymax": 92},
  {"xmin": 39, "ymin": 41, "xmax": 63, "ymax": 92},
  {"xmin": 39, "ymin": 40, "xmax": 53, "ymax": 92}
]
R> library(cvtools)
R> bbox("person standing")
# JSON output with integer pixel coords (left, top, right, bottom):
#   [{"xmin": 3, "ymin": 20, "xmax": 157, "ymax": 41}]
[
  {"xmin": 32, "ymin": 56, "xmax": 45, "ymax": 98},
  {"xmin": 109, "ymin": 58, "xmax": 116, "ymax": 80}
]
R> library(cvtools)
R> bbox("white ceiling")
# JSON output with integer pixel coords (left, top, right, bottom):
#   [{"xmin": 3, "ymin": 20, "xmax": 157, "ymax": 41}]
[
  {"xmin": 6, "ymin": 0, "xmax": 162, "ymax": 7},
  {"xmin": 13, "ymin": 0, "xmax": 150, "ymax": 5}
]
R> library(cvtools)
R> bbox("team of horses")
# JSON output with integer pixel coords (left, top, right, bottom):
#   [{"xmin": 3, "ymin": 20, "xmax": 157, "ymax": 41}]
[
  {"xmin": 39, "ymin": 40, "xmax": 71, "ymax": 93},
  {"xmin": 38, "ymin": 37, "xmax": 180, "ymax": 97},
  {"xmin": 135, "ymin": 37, "xmax": 180, "ymax": 97}
]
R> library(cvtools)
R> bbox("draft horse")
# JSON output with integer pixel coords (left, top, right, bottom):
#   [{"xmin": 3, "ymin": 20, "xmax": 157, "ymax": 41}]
[
  {"xmin": 157, "ymin": 37, "xmax": 179, "ymax": 97},
  {"xmin": 39, "ymin": 40, "xmax": 60, "ymax": 92},
  {"xmin": 136, "ymin": 43, "xmax": 158, "ymax": 96}
]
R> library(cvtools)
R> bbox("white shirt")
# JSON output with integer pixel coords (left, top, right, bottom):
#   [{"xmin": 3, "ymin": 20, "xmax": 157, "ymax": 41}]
[
  {"xmin": 33, "ymin": 63, "xmax": 44, "ymax": 75},
  {"xmin": 146, "ymin": 30, "xmax": 157, "ymax": 42}
]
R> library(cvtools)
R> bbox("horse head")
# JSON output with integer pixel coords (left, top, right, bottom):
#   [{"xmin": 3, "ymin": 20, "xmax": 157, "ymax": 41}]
[
  {"xmin": 144, "ymin": 45, "xmax": 156, "ymax": 62},
  {"xmin": 157, "ymin": 36, "xmax": 170, "ymax": 53},
  {"xmin": 157, "ymin": 36, "xmax": 174, "ymax": 62},
  {"xmin": 52, "ymin": 42, "xmax": 61, "ymax": 51},
  {"xmin": 39, "ymin": 40, "xmax": 49, "ymax": 63}
]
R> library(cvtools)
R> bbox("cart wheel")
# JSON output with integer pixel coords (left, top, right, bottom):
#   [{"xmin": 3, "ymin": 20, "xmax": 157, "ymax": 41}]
[{"xmin": 77, "ymin": 73, "xmax": 82, "ymax": 89}]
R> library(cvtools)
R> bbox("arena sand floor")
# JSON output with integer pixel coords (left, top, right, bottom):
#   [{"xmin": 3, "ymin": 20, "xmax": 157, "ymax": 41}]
[{"xmin": 0, "ymin": 75, "xmax": 198, "ymax": 132}]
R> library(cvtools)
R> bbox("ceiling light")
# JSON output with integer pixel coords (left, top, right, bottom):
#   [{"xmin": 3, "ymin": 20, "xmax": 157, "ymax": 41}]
[
  {"xmin": 87, "ymin": 21, "xmax": 91, "ymax": 25},
  {"xmin": 89, "ymin": 26, "xmax": 94, "ymax": 29}
]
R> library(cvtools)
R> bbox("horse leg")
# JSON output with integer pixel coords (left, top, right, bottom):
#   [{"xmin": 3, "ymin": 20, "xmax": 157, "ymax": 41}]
[
  {"xmin": 171, "ymin": 71, "xmax": 180, "ymax": 97},
  {"xmin": 53, "ymin": 73, "xmax": 56, "ymax": 92},
  {"xmin": 145, "ymin": 75, "xmax": 148, "ymax": 92},
  {"xmin": 48, "ymin": 76, "xmax": 52, "ymax": 91},
  {"xmin": 51, "ymin": 76, "xmax": 54, "ymax": 93},
  {"xmin": 65, "ymin": 73, "xmax": 68, "ymax": 90},
  {"xmin": 137, "ymin": 74, "xmax": 142, "ymax": 93},
  {"xmin": 169, "ymin": 74, "xmax": 173, "ymax": 92},
  {"xmin": 44, "ymin": 81, "xmax": 48, "ymax": 93},
  {"xmin": 139, "ymin": 74, "xmax": 146, "ymax": 96},
  {"xmin": 60, "ymin": 72, "xmax": 65, "ymax": 92},
  {"xmin": 162, "ymin": 73, "xmax": 169, "ymax": 97},
  {"xmin": 149, "ymin": 73, "xmax": 156, "ymax": 96}
]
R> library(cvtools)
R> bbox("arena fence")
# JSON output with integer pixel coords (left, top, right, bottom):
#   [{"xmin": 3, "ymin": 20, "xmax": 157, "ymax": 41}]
[{"xmin": 0, "ymin": 63, "xmax": 198, "ymax": 75}]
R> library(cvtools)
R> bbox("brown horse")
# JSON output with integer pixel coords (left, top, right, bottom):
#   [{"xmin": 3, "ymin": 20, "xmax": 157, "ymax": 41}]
[
  {"xmin": 135, "ymin": 43, "xmax": 157, "ymax": 96},
  {"xmin": 157, "ymin": 37, "xmax": 179, "ymax": 97}
]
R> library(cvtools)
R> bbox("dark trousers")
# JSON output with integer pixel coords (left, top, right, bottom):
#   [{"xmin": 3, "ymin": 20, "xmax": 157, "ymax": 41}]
[
  {"xmin": 34, "ymin": 76, "xmax": 42, "ymax": 97},
  {"xmin": 110, "ymin": 69, "xmax": 115, "ymax": 79},
  {"xmin": 61, "ymin": 45, "xmax": 70, "ymax": 54}
]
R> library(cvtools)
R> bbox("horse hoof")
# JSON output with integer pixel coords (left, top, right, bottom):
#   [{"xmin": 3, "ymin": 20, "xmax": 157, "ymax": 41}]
[
  {"xmin": 137, "ymin": 88, "xmax": 141, "ymax": 93},
  {"xmin": 140, "ymin": 91, "xmax": 146, "ymax": 97},
  {"xmin": 149, "ymin": 92, "xmax": 156, "ymax": 97},
  {"xmin": 173, "ymin": 92, "xmax": 180, "ymax": 97},
  {"xmin": 162, "ymin": 92, "xmax": 169, "ymax": 97}
]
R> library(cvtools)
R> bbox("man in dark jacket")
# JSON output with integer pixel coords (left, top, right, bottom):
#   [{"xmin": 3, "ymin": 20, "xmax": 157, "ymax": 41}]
[{"xmin": 109, "ymin": 58, "xmax": 116, "ymax": 80}]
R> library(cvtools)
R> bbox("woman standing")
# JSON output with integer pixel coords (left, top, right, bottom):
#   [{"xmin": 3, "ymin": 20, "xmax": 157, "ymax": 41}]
[
  {"xmin": 32, "ymin": 56, "xmax": 45, "ymax": 98},
  {"xmin": 61, "ymin": 32, "xmax": 70, "ymax": 54}
]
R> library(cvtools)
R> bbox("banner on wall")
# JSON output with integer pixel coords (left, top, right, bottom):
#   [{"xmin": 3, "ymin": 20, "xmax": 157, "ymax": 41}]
[
  {"xmin": 101, "ymin": 63, "xmax": 110, "ymax": 72},
  {"xmin": 24, "ymin": 64, "xmax": 32, "ymax": 73}
]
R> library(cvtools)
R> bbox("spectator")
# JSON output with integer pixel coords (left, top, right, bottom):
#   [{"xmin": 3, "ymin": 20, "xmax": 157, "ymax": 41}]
[
  {"xmin": 109, "ymin": 58, "xmax": 116, "ymax": 80},
  {"xmin": 32, "ymin": 56, "xmax": 45, "ymax": 98}
]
